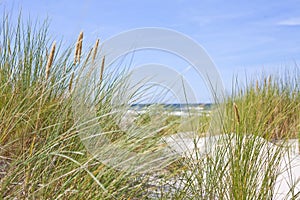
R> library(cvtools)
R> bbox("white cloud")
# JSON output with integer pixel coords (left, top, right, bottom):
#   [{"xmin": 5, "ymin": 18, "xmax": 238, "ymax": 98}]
[{"xmin": 278, "ymin": 17, "xmax": 300, "ymax": 26}]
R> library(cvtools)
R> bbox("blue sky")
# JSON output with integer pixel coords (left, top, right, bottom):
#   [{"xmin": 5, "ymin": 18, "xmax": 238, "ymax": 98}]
[{"xmin": 1, "ymin": 0, "xmax": 300, "ymax": 102}]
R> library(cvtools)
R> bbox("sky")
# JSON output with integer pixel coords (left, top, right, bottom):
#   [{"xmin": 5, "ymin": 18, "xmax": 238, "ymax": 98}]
[{"xmin": 1, "ymin": 0, "xmax": 300, "ymax": 103}]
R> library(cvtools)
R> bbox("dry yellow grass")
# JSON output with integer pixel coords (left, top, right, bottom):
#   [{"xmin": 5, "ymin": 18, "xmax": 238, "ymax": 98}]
[
  {"xmin": 69, "ymin": 72, "xmax": 74, "ymax": 92},
  {"xmin": 233, "ymin": 102, "xmax": 240, "ymax": 124},
  {"xmin": 92, "ymin": 39, "xmax": 100, "ymax": 64},
  {"xmin": 100, "ymin": 56, "xmax": 105, "ymax": 84},
  {"xmin": 74, "ymin": 31, "xmax": 83, "ymax": 65},
  {"xmin": 45, "ymin": 41, "xmax": 56, "ymax": 80}
]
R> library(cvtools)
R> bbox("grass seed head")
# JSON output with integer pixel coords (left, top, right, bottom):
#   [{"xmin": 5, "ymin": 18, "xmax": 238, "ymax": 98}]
[
  {"xmin": 100, "ymin": 56, "xmax": 105, "ymax": 84},
  {"xmin": 74, "ymin": 31, "xmax": 84, "ymax": 65},
  {"xmin": 233, "ymin": 102, "xmax": 240, "ymax": 124},
  {"xmin": 92, "ymin": 39, "xmax": 100, "ymax": 64},
  {"xmin": 69, "ymin": 72, "xmax": 74, "ymax": 92},
  {"xmin": 45, "ymin": 41, "xmax": 56, "ymax": 80}
]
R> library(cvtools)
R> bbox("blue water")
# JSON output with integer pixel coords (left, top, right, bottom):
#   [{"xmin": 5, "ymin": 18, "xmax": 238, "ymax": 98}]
[{"xmin": 130, "ymin": 103, "xmax": 213, "ymax": 111}]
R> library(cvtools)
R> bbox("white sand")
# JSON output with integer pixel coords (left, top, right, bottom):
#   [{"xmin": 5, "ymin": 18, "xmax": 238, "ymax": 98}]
[{"xmin": 163, "ymin": 133, "xmax": 300, "ymax": 199}]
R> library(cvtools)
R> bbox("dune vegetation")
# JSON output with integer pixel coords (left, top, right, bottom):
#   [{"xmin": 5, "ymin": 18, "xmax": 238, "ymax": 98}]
[{"xmin": 0, "ymin": 14, "xmax": 299, "ymax": 199}]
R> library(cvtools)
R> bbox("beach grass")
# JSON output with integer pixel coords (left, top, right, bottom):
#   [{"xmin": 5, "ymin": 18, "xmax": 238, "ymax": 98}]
[{"xmin": 0, "ymin": 13, "xmax": 299, "ymax": 199}]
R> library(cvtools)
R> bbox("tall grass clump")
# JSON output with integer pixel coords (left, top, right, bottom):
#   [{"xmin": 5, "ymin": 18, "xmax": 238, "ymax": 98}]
[
  {"xmin": 0, "ymin": 15, "xmax": 74, "ymax": 158},
  {"xmin": 224, "ymin": 69, "xmax": 300, "ymax": 140},
  {"xmin": 0, "ymin": 13, "xmax": 182, "ymax": 199},
  {"xmin": 0, "ymin": 13, "xmax": 84, "ymax": 198}
]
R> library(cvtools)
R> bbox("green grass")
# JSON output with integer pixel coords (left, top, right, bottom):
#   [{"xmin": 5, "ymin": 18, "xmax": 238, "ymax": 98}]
[
  {"xmin": 224, "ymin": 70, "xmax": 299, "ymax": 140},
  {"xmin": 0, "ymin": 13, "xmax": 299, "ymax": 199}
]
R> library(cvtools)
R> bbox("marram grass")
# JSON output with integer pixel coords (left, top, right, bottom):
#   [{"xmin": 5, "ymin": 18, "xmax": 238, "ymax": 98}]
[{"xmin": 0, "ymin": 13, "xmax": 299, "ymax": 199}]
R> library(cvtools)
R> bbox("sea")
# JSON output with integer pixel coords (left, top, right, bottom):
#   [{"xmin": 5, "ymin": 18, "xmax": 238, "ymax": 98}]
[
  {"xmin": 127, "ymin": 103, "xmax": 214, "ymax": 117},
  {"xmin": 130, "ymin": 103, "xmax": 213, "ymax": 111}
]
